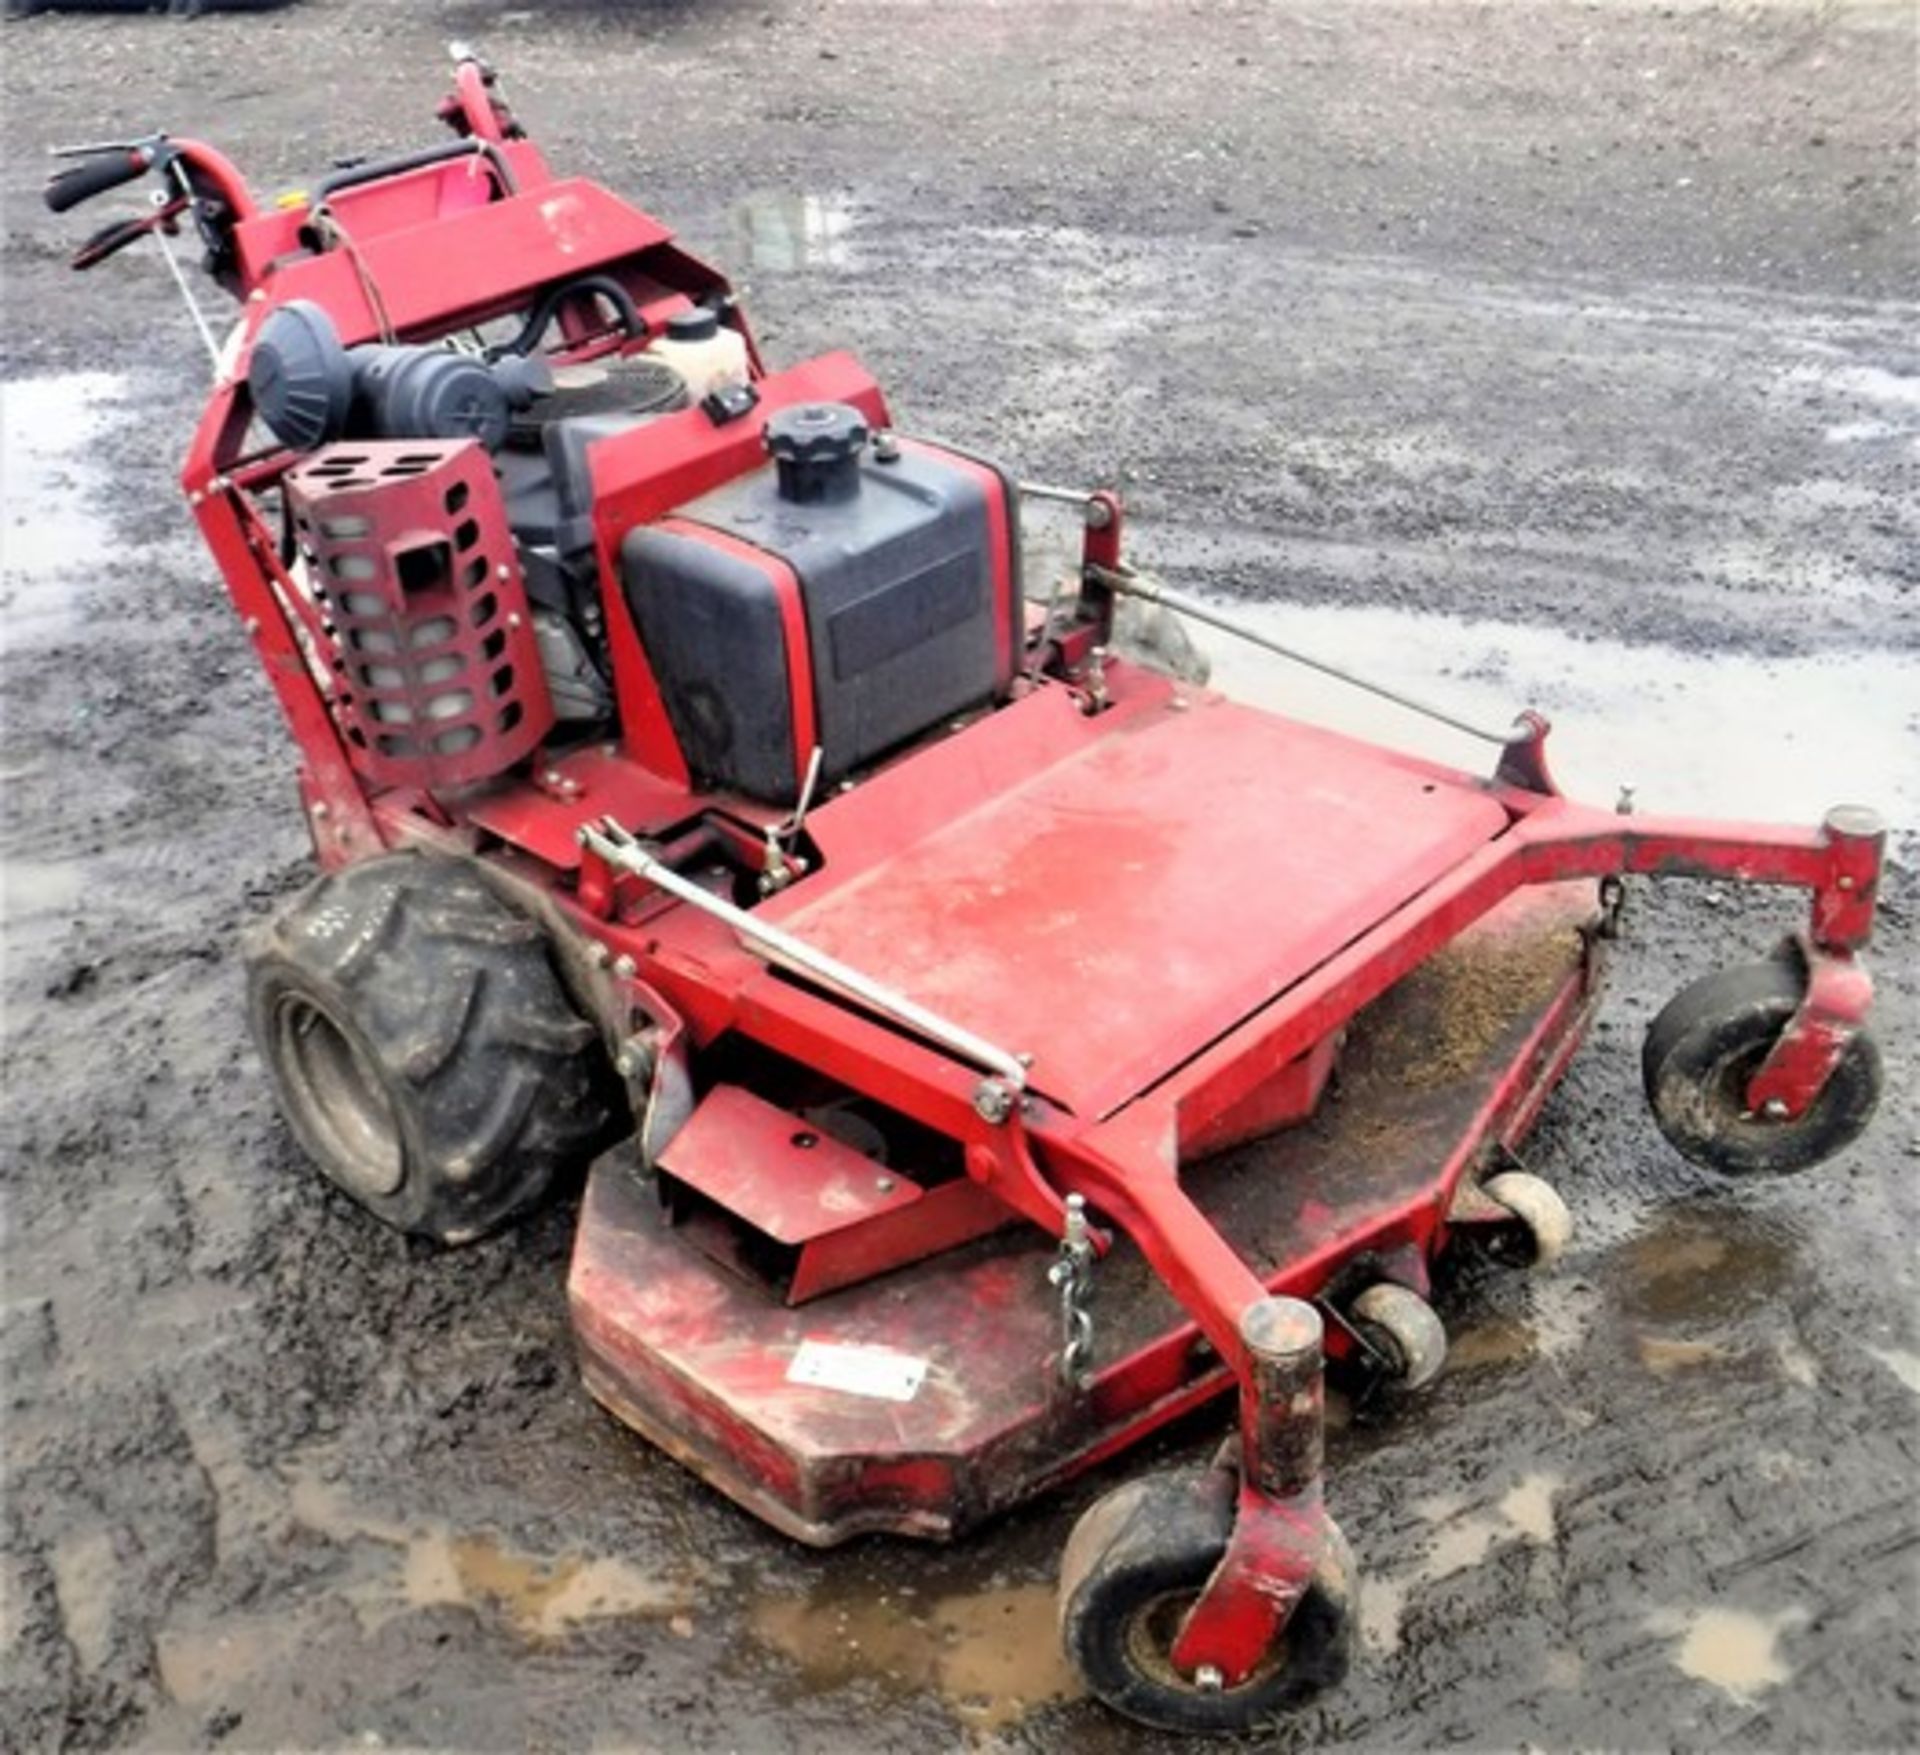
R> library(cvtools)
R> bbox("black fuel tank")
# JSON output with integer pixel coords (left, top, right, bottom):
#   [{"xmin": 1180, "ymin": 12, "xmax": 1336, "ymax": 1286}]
[{"xmin": 621, "ymin": 407, "xmax": 1017, "ymax": 802}]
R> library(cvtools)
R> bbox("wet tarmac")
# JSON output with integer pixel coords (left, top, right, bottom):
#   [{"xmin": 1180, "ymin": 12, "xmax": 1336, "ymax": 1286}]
[{"xmin": 3, "ymin": 2, "xmax": 1917, "ymax": 1750}]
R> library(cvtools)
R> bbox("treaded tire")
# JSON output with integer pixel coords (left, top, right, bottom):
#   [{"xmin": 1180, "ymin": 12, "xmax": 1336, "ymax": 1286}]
[
  {"xmin": 1058, "ymin": 1467, "xmax": 1354, "ymax": 1735},
  {"xmin": 246, "ymin": 853, "xmax": 620, "ymax": 1243},
  {"xmin": 1643, "ymin": 956, "xmax": 1882, "ymax": 1177}
]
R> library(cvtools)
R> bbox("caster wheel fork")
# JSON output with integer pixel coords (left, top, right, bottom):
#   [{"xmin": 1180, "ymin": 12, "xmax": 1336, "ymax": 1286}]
[{"xmin": 1058, "ymin": 1297, "xmax": 1357, "ymax": 1734}]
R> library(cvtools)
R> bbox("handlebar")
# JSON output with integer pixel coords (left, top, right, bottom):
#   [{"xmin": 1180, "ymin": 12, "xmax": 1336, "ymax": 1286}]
[
  {"xmin": 44, "ymin": 147, "xmax": 154, "ymax": 214},
  {"xmin": 310, "ymin": 136, "xmax": 515, "ymax": 207}
]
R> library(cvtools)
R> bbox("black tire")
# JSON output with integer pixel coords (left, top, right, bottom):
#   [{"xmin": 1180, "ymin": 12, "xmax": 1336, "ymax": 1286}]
[
  {"xmin": 1643, "ymin": 956, "xmax": 1882, "ymax": 1177},
  {"xmin": 1058, "ymin": 1467, "xmax": 1354, "ymax": 1735},
  {"xmin": 245, "ymin": 854, "xmax": 621, "ymax": 1244}
]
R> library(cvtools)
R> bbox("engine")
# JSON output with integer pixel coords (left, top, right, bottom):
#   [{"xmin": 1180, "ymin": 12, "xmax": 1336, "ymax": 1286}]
[{"xmin": 256, "ymin": 300, "xmax": 1020, "ymax": 804}]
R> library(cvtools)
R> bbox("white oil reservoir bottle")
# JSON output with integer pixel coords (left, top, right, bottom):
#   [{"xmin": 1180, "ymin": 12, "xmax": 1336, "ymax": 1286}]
[{"xmin": 650, "ymin": 306, "xmax": 750, "ymax": 403}]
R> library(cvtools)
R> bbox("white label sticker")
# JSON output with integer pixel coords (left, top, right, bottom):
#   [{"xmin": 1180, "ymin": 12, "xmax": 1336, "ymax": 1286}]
[{"xmin": 787, "ymin": 1340, "xmax": 929, "ymax": 1403}]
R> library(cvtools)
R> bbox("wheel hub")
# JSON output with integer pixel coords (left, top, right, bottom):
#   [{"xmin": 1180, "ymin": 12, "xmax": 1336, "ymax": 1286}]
[{"xmin": 273, "ymin": 992, "xmax": 405, "ymax": 1198}]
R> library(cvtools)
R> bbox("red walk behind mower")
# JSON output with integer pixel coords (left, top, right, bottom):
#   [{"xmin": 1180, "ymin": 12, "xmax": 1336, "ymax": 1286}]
[{"xmin": 51, "ymin": 53, "xmax": 1887, "ymax": 1735}]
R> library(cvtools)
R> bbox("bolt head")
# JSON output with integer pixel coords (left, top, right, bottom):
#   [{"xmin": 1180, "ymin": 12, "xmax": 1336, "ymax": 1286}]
[
  {"xmin": 1193, "ymin": 1664, "xmax": 1225, "ymax": 1693},
  {"xmin": 1761, "ymin": 1097, "xmax": 1790, "ymax": 1121},
  {"xmin": 972, "ymin": 1079, "xmax": 1015, "ymax": 1124},
  {"xmin": 611, "ymin": 954, "xmax": 636, "ymax": 980}
]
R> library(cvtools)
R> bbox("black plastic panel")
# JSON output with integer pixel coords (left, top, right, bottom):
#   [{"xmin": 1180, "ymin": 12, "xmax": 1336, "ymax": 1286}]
[{"xmin": 620, "ymin": 526, "xmax": 798, "ymax": 800}]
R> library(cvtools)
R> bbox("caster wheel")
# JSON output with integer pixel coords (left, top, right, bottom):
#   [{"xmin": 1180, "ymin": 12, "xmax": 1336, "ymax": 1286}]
[
  {"xmin": 1058, "ymin": 1468, "xmax": 1354, "ymax": 1735},
  {"xmin": 1482, "ymin": 1170, "xmax": 1573, "ymax": 1269},
  {"xmin": 1348, "ymin": 1283, "xmax": 1447, "ymax": 1388},
  {"xmin": 1643, "ymin": 957, "xmax": 1882, "ymax": 1177}
]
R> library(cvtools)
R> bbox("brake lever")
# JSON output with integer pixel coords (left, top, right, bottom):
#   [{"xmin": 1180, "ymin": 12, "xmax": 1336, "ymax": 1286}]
[{"xmin": 70, "ymin": 196, "xmax": 187, "ymax": 272}]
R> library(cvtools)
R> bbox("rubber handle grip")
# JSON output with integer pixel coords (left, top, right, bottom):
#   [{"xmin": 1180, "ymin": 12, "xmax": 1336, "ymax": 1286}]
[{"xmin": 44, "ymin": 151, "xmax": 148, "ymax": 214}]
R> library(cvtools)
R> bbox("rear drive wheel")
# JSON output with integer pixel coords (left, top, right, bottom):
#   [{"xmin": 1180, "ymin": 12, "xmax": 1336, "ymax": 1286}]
[
  {"xmin": 1643, "ymin": 958, "xmax": 1882, "ymax": 1177},
  {"xmin": 1059, "ymin": 1467, "xmax": 1354, "ymax": 1735},
  {"xmin": 246, "ymin": 854, "xmax": 620, "ymax": 1243}
]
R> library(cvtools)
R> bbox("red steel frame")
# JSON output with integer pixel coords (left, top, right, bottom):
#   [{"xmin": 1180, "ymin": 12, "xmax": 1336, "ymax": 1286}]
[{"xmin": 137, "ymin": 68, "xmax": 1885, "ymax": 1689}]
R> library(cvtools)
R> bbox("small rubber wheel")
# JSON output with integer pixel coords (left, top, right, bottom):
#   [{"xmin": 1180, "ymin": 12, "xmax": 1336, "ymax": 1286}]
[
  {"xmin": 1482, "ymin": 1170, "xmax": 1574, "ymax": 1269},
  {"xmin": 1058, "ymin": 1467, "xmax": 1354, "ymax": 1735},
  {"xmin": 1348, "ymin": 1283, "xmax": 1447, "ymax": 1387},
  {"xmin": 1643, "ymin": 957, "xmax": 1882, "ymax": 1177},
  {"xmin": 246, "ymin": 854, "xmax": 622, "ymax": 1244}
]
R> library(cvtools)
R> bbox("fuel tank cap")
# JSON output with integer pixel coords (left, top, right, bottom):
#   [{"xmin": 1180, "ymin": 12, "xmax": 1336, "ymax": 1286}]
[{"xmin": 765, "ymin": 401, "xmax": 869, "ymax": 503}]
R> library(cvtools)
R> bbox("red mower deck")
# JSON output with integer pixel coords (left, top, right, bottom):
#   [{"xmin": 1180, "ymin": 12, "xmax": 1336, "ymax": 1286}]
[{"xmin": 572, "ymin": 878, "xmax": 1602, "ymax": 1546}]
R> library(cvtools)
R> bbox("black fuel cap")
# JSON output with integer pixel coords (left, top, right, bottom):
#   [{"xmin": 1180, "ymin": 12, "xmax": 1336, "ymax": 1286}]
[{"xmin": 765, "ymin": 402, "xmax": 869, "ymax": 503}]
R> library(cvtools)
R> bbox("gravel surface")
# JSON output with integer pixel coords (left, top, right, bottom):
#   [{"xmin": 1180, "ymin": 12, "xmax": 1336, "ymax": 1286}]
[{"xmin": 2, "ymin": 2, "xmax": 1916, "ymax": 1750}]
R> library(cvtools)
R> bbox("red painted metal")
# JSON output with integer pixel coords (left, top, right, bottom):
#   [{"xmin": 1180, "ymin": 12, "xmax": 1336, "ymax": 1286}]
[
  {"xmin": 568, "ymin": 879, "xmax": 1604, "ymax": 1543},
  {"xmin": 1745, "ymin": 941, "xmax": 1874, "ymax": 1117},
  {"xmin": 764, "ymin": 691, "xmax": 1510, "ymax": 1116},
  {"xmin": 663, "ymin": 1084, "xmax": 920, "ymax": 1245},
  {"xmin": 1170, "ymin": 1481, "xmax": 1325, "ymax": 1683},
  {"xmin": 283, "ymin": 440, "xmax": 554, "ymax": 790}
]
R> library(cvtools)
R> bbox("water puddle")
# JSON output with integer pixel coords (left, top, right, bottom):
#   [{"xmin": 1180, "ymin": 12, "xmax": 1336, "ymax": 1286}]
[
  {"xmin": 1636, "ymin": 1335, "xmax": 1734, "ymax": 1376},
  {"xmin": 1647, "ymin": 1603, "xmax": 1808, "ymax": 1705},
  {"xmin": 288, "ymin": 1467, "xmax": 694, "ymax": 1640},
  {"xmin": 0, "ymin": 372, "xmax": 129, "ymax": 651},
  {"xmin": 731, "ymin": 191, "xmax": 858, "ymax": 273},
  {"xmin": 1, "ymin": 854, "xmax": 91, "ymax": 928},
  {"xmin": 1864, "ymin": 1345, "xmax": 1920, "ymax": 1395},
  {"xmin": 1611, "ymin": 1206, "xmax": 1799, "ymax": 1327},
  {"xmin": 1366, "ymin": 1471, "xmax": 1562, "ymax": 1654},
  {"xmin": 1443, "ymin": 1314, "xmax": 1539, "ymax": 1373},
  {"xmin": 750, "ymin": 1576, "xmax": 1081, "ymax": 1730},
  {"xmin": 156, "ymin": 1610, "xmax": 324, "ymax": 1712},
  {"xmin": 1192, "ymin": 596, "xmax": 1918, "ymax": 828},
  {"xmin": 49, "ymin": 1527, "xmax": 117, "ymax": 1673}
]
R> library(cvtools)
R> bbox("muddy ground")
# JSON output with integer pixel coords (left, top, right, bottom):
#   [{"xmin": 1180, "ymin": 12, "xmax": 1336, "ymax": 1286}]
[{"xmin": 2, "ymin": 0, "xmax": 1917, "ymax": 1749}]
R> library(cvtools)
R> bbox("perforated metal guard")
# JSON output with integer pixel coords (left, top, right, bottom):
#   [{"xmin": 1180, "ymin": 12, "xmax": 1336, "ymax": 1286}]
[{"xmin": 286, "ymin": 440, "xmax": 554, "ymax": 790}]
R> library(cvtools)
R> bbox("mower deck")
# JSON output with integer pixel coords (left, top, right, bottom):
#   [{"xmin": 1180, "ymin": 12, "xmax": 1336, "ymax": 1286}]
[
  {"xmin": 761, "ymin": 690, "xmax": 1511, "ymax": 1117},
  {"xmin": 570, "ymin": 879, "xmax": 1600, "ymax": 1545}
]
